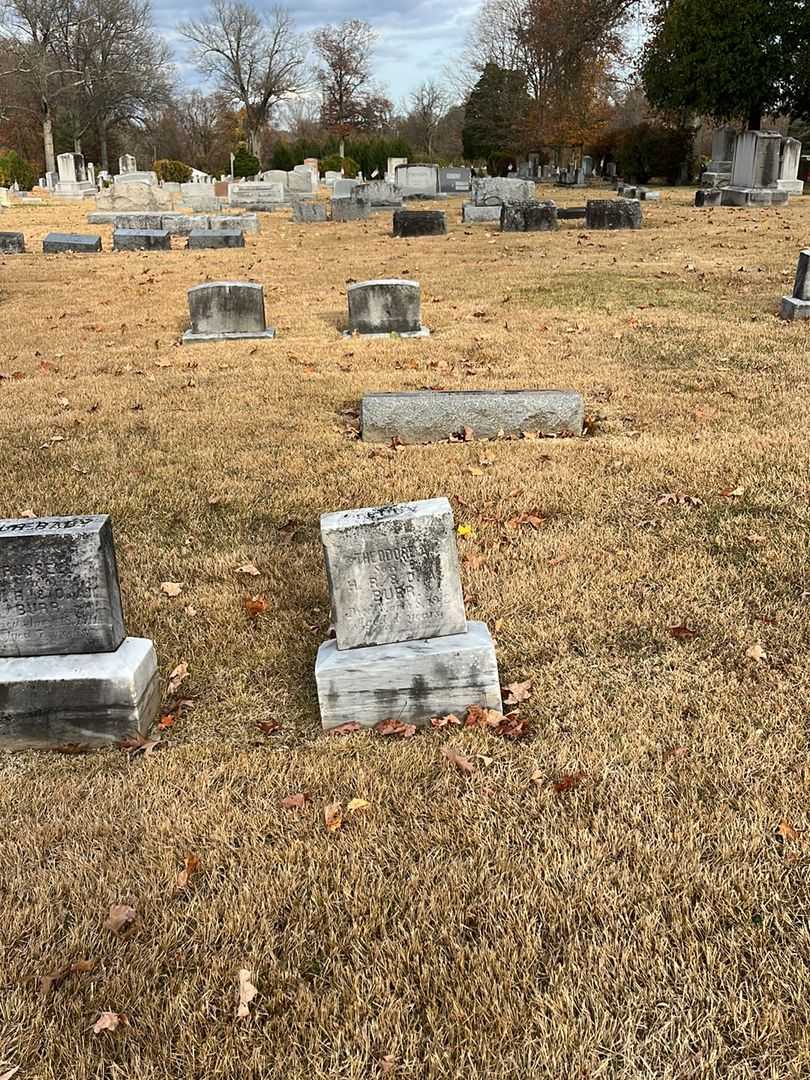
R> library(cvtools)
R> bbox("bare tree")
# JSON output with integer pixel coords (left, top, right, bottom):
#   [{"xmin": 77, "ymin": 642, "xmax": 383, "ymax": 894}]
[
  {"xmin": 311, "ymin": 18, "xmax": 375, "ymax": 156},
  {"xmin": 406, "ymin": 81, "xmax": 449, "ymax": 158},
  {"xmin": 180, "ymin": 0, "xmax": 308, "ymax": 157}
]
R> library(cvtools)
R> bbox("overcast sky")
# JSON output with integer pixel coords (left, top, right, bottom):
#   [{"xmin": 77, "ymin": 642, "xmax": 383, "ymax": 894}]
[{"xmin": 154, "ymin": 0, "xmax": 482, "ymax": 106}]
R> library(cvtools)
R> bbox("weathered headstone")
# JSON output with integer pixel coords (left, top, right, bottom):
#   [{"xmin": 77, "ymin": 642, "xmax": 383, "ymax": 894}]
[
  {"xmin": 778, "ymin": 138, "xmax": 803, "ymax": 194},
  {"xmin": 54, "ymin": 153, "xmax": 96, "ymax": 199},
  {"xmin": 186, "ymin": 229, "xmax": 244, "ymax": 249},
  {"xmin": 701, "ymin": 126, "xmax": 736, "ymax": 188},
  {"xmin": 0, "ymin": 514, "xmax": 159, "ymax": 748},
  {"xmin": 392, "ymin": 210, "xmax": 447, "ymax": 237},
  {"xmin": 779, "ymin": 250, "xmax": 810, "ymax": 320},
  {"xmin": 395, "ymin": 163, "xmax": 440, "ymax": 197},
  {"xmin": 346, "ymin": 280, "xmax": 428, "ymax": 337},
  {"xmin": 288, "ymin": 166, "xmax": 318, "ymax": 194},
  {"xmin": 723, "ymin": 130, "xmax": 784, "ymax": 205},
  {"xmin": 229, "ymin": 182, "xmax": 285, "ymax": 210},
  {"xmin": 353, "ymin": 180, "xmax": 403, "ymax": 209},
  {"xmin": 331, "ymin": 198, "xmax": 370, "ymax": 222},
  {"xmin": 462, "ymin": 204, "xmax": 501, "ymax": 224},
  {"xmin": 439, "ymin": 166, "xmax": 472, "ymax": 193},
  {"xmin": 112, "ymin": 228, "xmax": 171, "ymax": 251},
  {"xmin": 292, "ymin": 202, "xmax": 327, "ymax": 223},
  {"xmin": 585, "ymin": 199, "xmax": 642, "ymax": 230},
  {"xmin": 0, "ymin": 232, "xmax": 25, "ymax": 253},
  {"xmin": 314, "ymin": 498, "xmax": 502, "ymax": 729},
  {"xmin": 472, "ymin": 177, "xmax": 535, "ymax": 206},
  {"xmin": 118, "ymin": 154, "xmax": 137, "ymax": 174},
  {"xmin": 694, "ymin": 189, "xmax": 723, "ymax": 208},
  {"xmin": 361, "ymin": 390, "xmax": 585, "ymax": 444},
  {"xmin": 333, "ymin": 178, "xmax": 358, "ymax": 198},
  {"xmin": 500, "ymin": 200, "xmax": 557, "ymax": 231},
  {"xmin": 182, "ymin": 281, "xmax": 275, "ymax": 342},
  {"xmin": 43, "ymin": 232, "xmax": 101, "ymax": 253}
]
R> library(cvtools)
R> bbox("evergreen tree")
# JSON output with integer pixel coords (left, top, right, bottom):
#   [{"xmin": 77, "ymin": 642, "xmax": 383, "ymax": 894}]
[{"xmin": 462, "ymin": 63, "xmax": 529, "ymax": 169}]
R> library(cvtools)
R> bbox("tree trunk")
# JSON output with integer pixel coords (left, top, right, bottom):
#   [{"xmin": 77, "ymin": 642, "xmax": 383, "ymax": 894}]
[
  {"xmin": 339, "ymin": 137, "xmax": 345, "ymax": 160},
  {"xmin": 42, "ymin": 109, "xmax": 55, "ymax": 174},
  {"xmin": 98, "ymin": 120, "xmax": 109, "ymax": 171},
  {"xmin": 74, "ymin": 137, "xmax": 82, "ymax": 154},
  {"xmin": 248, "ymin": 126, "xmax": 261, "ymax": 159},
  {"xmin": 748, "ymin": 105, "xmax": 762, "ymax": 131}
]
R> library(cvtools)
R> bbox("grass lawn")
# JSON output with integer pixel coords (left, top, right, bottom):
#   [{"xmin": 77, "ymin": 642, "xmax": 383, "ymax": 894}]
[{"xmin": 0, "ymin": 187, "xmax": 808, "ymax": 1079}]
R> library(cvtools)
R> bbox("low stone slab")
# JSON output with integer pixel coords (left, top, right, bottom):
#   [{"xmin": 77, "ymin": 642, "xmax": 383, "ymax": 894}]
[
  {"xmin": 0, "ymin": 232, "xmax": 24, "ymax": 254},
  {"xmin": 315, "ymin": 620, "xmax": 502, "ymax": 730},
  {"xmin": 501, "ymin": 200, "xmax": 557, "ymax": 231},
  {"xmin": 43, "ymin": 232, "xmax": 101, "ymax": 254},
  {"xmin": 186, "ymin": 229, "xmax": 244, "ymax": 249},
  {"xmin": 779, "ymin": 296, "xmax": 810, "ymax": 320},
  {"xmin": 292, "ymin": 202, "xmax": 327, "ymax": 223},
  {"xmin": 112, "ymin": 228, "xmax": 171, "ymax": 251},
  {"xmin": 556, "ymin": 207, "xmax": 587, "ymax": 220},
  {"xmin": 0, "ymin": 514, "xmax": 125, "ymax": 657},
  {"xmin": 331, "ymin": 198, "xmax": 370, "ymax": 222},
  {"xmin": 0, "ymin": 636, "xmax": 159, "ymax": 749},
  {"xmin": 393, "ymin": 210, "xmax": 447, "ymax": 237},
  {"xmin": 361, "ymin": 390, "xmax": 585, "ymax": 444},
  {"xmin": 182, "ymin": 281, "xmax": 275, "ymax": 343},
  {"xmin": 721, "ymin": 187, "xmax": 788, "ymax": 207},
  {"xmin": 346, "ymin": 279, "xmax": 428, "ymax": 337},
  {"xmin": 695, "ymin": 190, "xmax": 722, "ymax": 207},
  {"xmin": 208, "ymin": 213, "xmax": 259, "ymax": 235},
  {"xmin": 87, "ymin": 212, "xmax": 118, "ymax": 225},
  {"xmin": 585, "ymin": 199, "xmax": 642, "ymax": 230},
  {"xmin": 462, "ymin": 204, "xmax": 501, "ymax": 223},
  {"xmin": 779, "ymin": 249, "xmax": 810, "ymax": 319}
]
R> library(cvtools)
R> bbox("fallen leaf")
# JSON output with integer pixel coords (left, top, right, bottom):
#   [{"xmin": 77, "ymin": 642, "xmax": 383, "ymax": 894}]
[
  {"xmin": 40, "ymin": 958, "xmax": 95, "ymax": 997},
  {"xmin": 244, "ymin": 595, "xmax": 269, "ymax": 618},
  {"xmin": 502, "ymin": 680, "xmax": 532, "ymax": 705},
  {"xmin": 462, "ymin": 426, "xmax": 474, "ymax": 441},
  {"xmin": 103, "ymin": 904, "xmax": 136, "ymax": 934},
  {"xmin": 237, "ymin": 968, "xmax": 258, "ymax": 1019},
  {"xmin": 347, "ymin": 797, "xmax": 370, "ymax": 814},
  {"xmin": 167, "ymin": 661, "xmax": 189, "ymax": 695},
  {"xmin": 280, "ymin": 792, "xmax": 309, "ymax": 809},
  {"xmin": 457, "ymin": 523, "xmax": 474, "ymax": 538},
  {"xmin": 255, "ymin": 719, "xmax": 279, "ymax": 735},
  {"xmin": 506, "ymin": 511, "xmax": 544, "ymax": 530},
  {"xmin": 160, "ymin": 581, "xmax": 182, "ymax": 597},
  {"xmin": 158, "ymin": 713, "xmax": 175, "ymax": 730},
  {"xmin": 121, "ymin": 733, "xmax": 162, "ymax": 757},
  {"xmin": 657, "ymin": 492, "xmax": 704, "ymax": 508},
  {"xmin": 380, "ymin": 1055, "xmax": 396, "ymax": 1075},
  {"xmin": 552, "ymin": 772, "xmax": 586, "ymax": 794},
  {"xmin": 92, "ymin": 1012, "xmax": 122, "ymax": 1034},
  {"xmin": 465, "ymin": 466, "xmax": 485, "ymax": 476},
  {"xmin": 668, "ymin": 624, "xmax": 700, "ymax": 641},
  {"xmin": 430, "ymin": 713, "xmax": 462, "ymax": 728},
  {"xmin": 173, "ymin": 853, "xmax": 201, "ymax": 893},
  {"xmin": 324, "ymin": 802, "xmax": 343, "ymax": 831},
  {"xmin": 326, "ymin": 722, "xmax": 361, "ymax": 736},
  {"xmin": 465, "ymin": 704, "xmax": 506, "ymax": 729},
  {"xmin": 776, "ymin": 820, "xmax": 803, "ymax": 844},
  {"xmin": 719, "ymin": 485, "xmax": 745, "ymax": 498},
  {"xmin": 236, "ymin": 562, "xmax": 261, "ymax": 576},
  {"xmin": 374, "ymin": 718, "xmax": 417, "ymax": 738},
  {"xmin": 441, "ymin": 746, "xmax": 474, "ymax": 773},
  {"xmin": 746, "ymin": 643, "xmax": 767, "ymax": 661},
  {"xmin": 664, "ymin": 746, "xmax": 689, "ymax": 763}
]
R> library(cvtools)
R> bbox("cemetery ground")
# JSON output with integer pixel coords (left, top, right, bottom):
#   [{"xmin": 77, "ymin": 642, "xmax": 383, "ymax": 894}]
[{"xmin": 0, "ymin": 188, "xmax": 808, "ymax": 1080}]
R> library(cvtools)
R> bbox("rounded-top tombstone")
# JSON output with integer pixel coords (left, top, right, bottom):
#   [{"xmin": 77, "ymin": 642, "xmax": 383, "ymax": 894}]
[
  {"xmin": 346, "ymin": 279, "xmax": 429, "ymax": 337},
  {"xmin": 182, "ymin": 281, "xmax": 275, "ymax": 343}
]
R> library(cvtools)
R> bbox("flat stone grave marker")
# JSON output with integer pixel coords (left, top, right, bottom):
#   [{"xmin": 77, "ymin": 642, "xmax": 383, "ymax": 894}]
[
  {"xmin": 112, "ymin": 228, "xmax": 171, "ymax": 251},
  {"xmin": 585, "ymin": 199, "xmax": 642, "ymax": 230},
  {"xmin": 361, "ymin": 390, "xmax": 585, "ymax": 444},
  {"xmin": 43, "ymin": 232, "xmax": 102, "ymax": 253},
  {"xmin": 182, "ymin": 281, "xmax": 275, "ymax": 342},
  {"xmin": 462, "ymin": 204, "xmax": 501, "ymax": 224},
  {"xmin": 0, "ymin": 232, "xmax": 25, "ymax": 253},
  {"xmin": 0, "ymin": 515, "xmax": 126, "ymax": 657},
  {"xmin": 695, "ymin": 190, "xmax": 722, "ymax": 208},
  {"xmin": 293, "ymin": 202, "xmax": 327, "ymax": 223},
  {"xmin": 393, "ymin": 210, "xmax": 447, "ymax": 237},
  {"xmin": 780, "ymin": 250, "xmax": 810, "ymax": 319},
  {"xmin": 501, "ymin": 201, "xmax": 557, "ymax": 231},
  {"xmin": 186, "ymin": 229, "xmax": 244, "ymax": 249},
  {"xmin": 321, "ymin": 498, "xmax": 466, "ymax": 650},
  {"xmin": 346, "ymin": 279, "xmax": 428, "ymax": 337},
  {"xmin": 331, "ymin": 198, "xmax": 370, "ymax": 222}
]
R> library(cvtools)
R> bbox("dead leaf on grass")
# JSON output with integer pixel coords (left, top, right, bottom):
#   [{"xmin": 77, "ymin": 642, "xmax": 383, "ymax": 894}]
[
  {"xmin": 167, "ymin": 661, "xmax": 189, "ymax": 695},
  {"xmin": 441, "ymin": 746, "xmax": 474, "ymax": 774},
  {"xmin": 280, "ymin": 792, "xmax": 309, "ymax": 809},
  {"xmin": 40, "ymin": 958, "xmax": 95, "ymax": 997},
  {"xmin": 374, "ymin": 718, "xmax": 417, "ymax": 738},
  {"xmin": 160, "ymin": 581, "xmax": 182, "ymax": 597},
  {"xmin": 668, "ymin": 624, "xmax": 700, "ymax": 641},
  {"xmin": 103, "ymin": 904, "xmax": 136, "ymax": 934},
  {"xmin": 746, "ymin": 643, "xmax": 767, "ymax": 661},
  {"xmin": 552, "ymin": 772, "xmax": 586, "ymax": 795},
  {"xmin": 719, "ymin": 485, "xmax": 745, "ymax": 498},
  {"xmin": 237, "ymin": 968, "xmax": 258, "ymax": 1019},
  {"xmin": 121, "ymin": 733, "xmax": 162, "ymax": 756},
  {"xmin": 173, "ymin": 853, "xmax": 201, "ymax": 893},
  {"xmin": 324, "ymin": 802, "xmax": 343, "ymax": 831},
  {"xmin": 776, "ymin": 820, "xmax": 803, "ymax": 844},
  {"xmin": 506, "ymin": 510, "xmax": 544, "ymax": 530},
  {"xmin": 236, "ymin": 562, "xmax": 261, "ymax": 576},
  {"xmin": 92, "ymin": 1012, "xmax": 123, "ymax": 1034},
  {"xmin": 502, "ymin": 680, "xmax": 532, "ymax": 705},
  {"xmin": 347, "ymin": 798, "xmax": 370, "ymax": 814},
  {"xmin": 255, "ymin": 719, "xmax": 279, "ymax": 735},
  {"xmin": 326, "ymin": 722, "xmax": 362, "ymax": 736},
  {"xmin": 244, "ymin": 595, "xmax": 269, "ymax": 618},
  {"xmin": 430, "ymin": 713, "xmax": 462, "ymax": 728}
]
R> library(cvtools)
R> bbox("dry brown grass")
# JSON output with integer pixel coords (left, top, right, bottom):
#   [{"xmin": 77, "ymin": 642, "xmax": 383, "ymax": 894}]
[{"xmin": 0, "ymin": 188, "xmax": 808, "ymax": 1079}]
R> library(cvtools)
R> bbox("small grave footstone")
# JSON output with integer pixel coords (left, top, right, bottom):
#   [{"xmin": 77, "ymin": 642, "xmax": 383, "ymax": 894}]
[
  {"xmin": 462, "ymin": 204, "xmax": 501, "ymax": 223},
  {"xmin": 43, "ymin": 232, "xmax": 101, "ymax": 253},
  {"xmin": 182, "ymin": 281, "xmax": 275, "ymax": 342},
  {"xmin": 585, "ymin": 199, "xmax": 642, "ymax": 230},
  {"xmin": 186, "ymin": 229, "xmax": 244, "ymax": 249},
  {"xmin": 500, "ymin": 200, "xmax": 557, "ymax": 231},
  {"xmin": 0, "ymin": 232, "xmax": 24, "ymax": 253},
  {"xmin": 695, "ymin": 190, "xmax": 722, "ymax": 207},
  {"xmin": 0, "ymin": 514, "xmax": 159, "ymax": 749},
  {"xmin": 315, "ymin": 497, "xmax": 502, "ymax": 729},
  {"xmin": 346, "ymin": 279, "xmax": 428, "ymax": 337},
  {"xmin": 392, "ymin": 210, "xmax": 447, "ymax": 237},
  {"xmin": 361, "ymin": 390, "xmax": 585, "ymax": 444},
  {"xmin": 331, "ymin": 198, "xmax": 370, "ymax": 222},
  {"xmin": 292, "ymin": 202, "xmax": 327, "ymax": 223},
  {"xmin": 112, "ymin": 228, "xmax": 171, "ymax": 251},
  {"xmin": 780, "ymin": 250, "xmax": 810, "ymax": 320}
]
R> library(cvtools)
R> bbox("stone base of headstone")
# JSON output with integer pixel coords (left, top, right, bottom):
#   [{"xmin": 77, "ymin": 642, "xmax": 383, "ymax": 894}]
[
  {"xmin": 331, "ymin": 198, "xmax": 370, "ymax": 222},
  {"xmin": 777, "ymin": 179, "xmax": 804, "ymax": 195},
  {"xmin": 292, "ymin": 202, "xmax": 327, "ymax": 223},
  {"xmin": 0, "ymin": 232, "xmax": 25, "ymax": 253},
  {"xmin": 315, "ymin": 620, "xmax": 502, "ymax": 730},
  {"xmin": 392, "ymin": 210, "xmax": 447, "ymax": 237},
  {"xmin": 721, "ymin": 187, "xmax": 789, "ymax": 207},
  {"xmin": 43, "ymin": 232, "xmax": 102, "ymax": 253},
  {"xmin": 183, "ymin": 326, "xmax": 275, "ymax": 343},
  {"xmin": 585, "ymin": 199, "xmax": 642, "ymax": 230},
  {"xmin": 113, "ymin": 228, "xmax": 171, "ymax": 251},
  {"xmin": 0, "ymin": 636, "xmax": 159, "ymax": 749},
  {"xmin": 695, "ymin": 190, "xmax": 723, "ymax": 207},
  {"xmin": 701, "ymin": 171, "xmax": 732, "ymax": 189},
  {"xmin": 187, "ymin": 229, "xmax": 244, "ymax": 249},
  {"xmin": 53, "ymin": 181, "xmax": 96, "ymax": 200},
  {"xmin": 343, "ymin": 327, "xmax": 430, "ymax": 339},
  {"xmin": 500, "ymin": 200, "xmax": 557, "ymax": 231},
  {"xmin": 779, "ymin": 296, "xmax": 810, "ymax": 320},
  {"xmin": 361, "ymin": 389, "xmax": 584, "ymax": 444},
  {"xmin": 462, "ymin": 204, "xmax": 501, "ymax": 223}
]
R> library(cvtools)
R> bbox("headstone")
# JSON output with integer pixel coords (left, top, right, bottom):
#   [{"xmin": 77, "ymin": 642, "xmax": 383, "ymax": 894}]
[
  {"xmin": 702, "ymin": 126, "xmax": 736, "ymax": 188},
  {"xmin": 260, "ymin": 170, "xmax": 288, "ymax": 188},
  {"xmin": 43, "ymin": 232, "xmax": 102, "ymax": 253},
  {"xmin": 582, "ymin": 156, "xmax": 594, "ymax": 178},
  {"xmin": 229, "ymin": 182, "xmax": 285, "ymax": 210},
  {"xmin": 439, "ymin": 167, "xmax": 472, "ymax": 194},
  {"xmin": 208, "ymin": 213, "xmax": 259, "ymax": 235},
  {"xmin": 361, "ymin": 390, "xmax": 585, "ymax": 444},
  {"xmin": 778, "ymin": 138, "xmax": 803, "ymax": 194},
  {"xmin": 556, "ymin": 207, "xmax": 587, "ymax": 220},
  {"xmin": 182, "ymin": 281, "xmax": 275, "ymax": 343},
  {"xmin": 86, "ymin": 163, "xmax": 96, "ymax": 186},
  {"xmin": 605, "ymin": 162, "xmax": 617, "ymax": 179},
  {"xmin": 462, "ymin": 203, "xmax": 501, "ymax": 224},
  {"xmin": 585, "ymin": 199, "xmax": 642, "ymax": 230},
  {"xmin": 392, "ymin": 210, "xmax": 447, "ymax": 237},
  {"xmin": 346, "ymin": 280, "xmax": 428, "ymax": 337},
  {"xmin": 694, "ymin": 189, "xmax": 723, "ymax": 207},
  {"xmin": 472, "ymin": 177, "xmax": 536, "ymax": 206},
  {"xmin": 779, "ymin": 250, "xmax": 810, "ymax": 319},
  {"xmin": 96, "ymin": 182, "xmax": 173, "ymax": 211},
  {"xmin": 353, "ymin": 180, "xmax": 403, "ymax": 209},
  {"xmin": 500, "ymin": 200, "xmax": 557, "ymax": 231},
  {"xmin": 0, "ymin": 232, "xmax": 25, "ymax": 253},
  {"xmin": 314, "ymin": 498, "xmax": 502, "ymax": 729},
  {"xmin": 395, "ymin": 163, "xmax": 440, "ymax": 197},
  {"xmin": 0, "ymin": 514, "xmax": 159, "ymax": 748},
  {"xmin": 724, "ymin": 130, "xmax": 784, "ymax": 204},
  {"xmin": 386, "ymin": 157, "xmax": 407, "ymax": 182},
  {"xmin": 180, "ymin": 182, "xmax": 219, "ymax": 211},
  {"xmin": 331, "ymin": 198, "xmax": 370, "ymax": 222},
  {"xmin": 118, "ymin": 154, "xmax": 137, "ymax": 174},
  {"xmin": 304, "ymin": 157, "xmax": 319, "ymax": 177},
  {"xmin": 333, "ymin": 178, "xmax": 358, "ymax": 199},
  {"xmin": 292, "ymin": 202, "xmax": 327, "ymax": 223},
  {"xmin": 639, "ymin": 189, "xmax": 661, "ymax": 201},
  {"xmin": 54, "ymin": 152, "xmax": 96, "ymax": 199},
  {"xmin": 186, "ymin": 229, "xmax": 245, "ymax": 249},
  {"xmin": 112, "ymin": 228, "xmax": 171, "ymax": 251},
  {"xmin": 288, "ymin": 166, "xmax": 317, "ymax": 194},
  {"xmin": 114, "ymin": 170, "xmax": 158, "ymax": 186}
]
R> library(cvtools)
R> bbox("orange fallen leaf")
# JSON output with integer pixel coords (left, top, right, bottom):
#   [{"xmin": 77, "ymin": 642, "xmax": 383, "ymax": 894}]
[
  {"xmin": 326, "ymin": 722, "xmax": 362, "ymax": 736},
  {"xmin": 441, "ymin": 746, "xmax": 474, "ymax": 773},
  {"xmin": 237, "ymin": 968, "xmax": 258, "ymax": 1019},
  {"xmin": 719, "ymin": 485, "xmax": 745, "ymax": 498},
  {"xmin": 91, "ymin": 1012, "xmax": 123, "ymax": 1034},
  {"xmin": 347, "ymin": 797, "xmax": 370, "ymax": 814},
  {"xmin": 121, "ymin": 733, "xmax": 162, "ymax": 757},
  {"xmin": 324, "ymin": 802, "xmax": 343, "ymax": 831},
  {"xmin": 374, "ymin": 718, "xmax": 417, "ymax": 738},
  {"xmin": 167, "ymin": 661, "xmax": 189, "ymax": 695},
  {"xmin": 280, "ymin": 792, "xmax": 309, "ymax": 809},
  {"xmin": 103, "ymin": 904, "xmax": 136, "ymax": 934},
  {"xmin": 255, "ymin": 719, "xmax": 279, "ymax": 735},
  {"xmin": 244, "ymin": 595, "xmax": 269, "ymax": 618},
  {"xmin": 430, "ymin": 713, "xmax": 462, "ymax": 728},
  {"xmin": 173, "ymin": 853, "xmax": 201, "ymax": 893},
  {"xmin": 158, "ymin": 713, "xmax": 175, "ymax": 730},
  {"xmin": 552, "ymin": 772, "xmax": 586, "ymax": 794},
  {"xmin": 668, "ymin": 624, "xmax": 700, "ymax": 641},
  {"xmin": 502, "ymin": 680, "xmax": 532, "ymax": 706},
  {"xmin": 40, "ymin": 958, "xmax": 95, "ymax": 997},
  {"xmin": 776, "ymin": 820, "xmax": 802, "ymax": 844},
  {"xmin": 506, "ymin": 511, "xmax": 544, "ymax": 530}
]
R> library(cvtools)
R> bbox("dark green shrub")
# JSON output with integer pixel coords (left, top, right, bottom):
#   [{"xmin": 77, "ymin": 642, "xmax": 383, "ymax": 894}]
[
  {"xmin": 233, "ymin": 145, "xmax": 260, "ymax": 178},
  {"xmin": 0, "ymin": 150, "xmax": 36, "ymax": 190},
  {"xmin": 153, "ymin": 159, "xmax": 193, "ymax": 183},
  {"xmin": 320, "ymin": 154, "xmax": 359, "ymax": 178}
]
